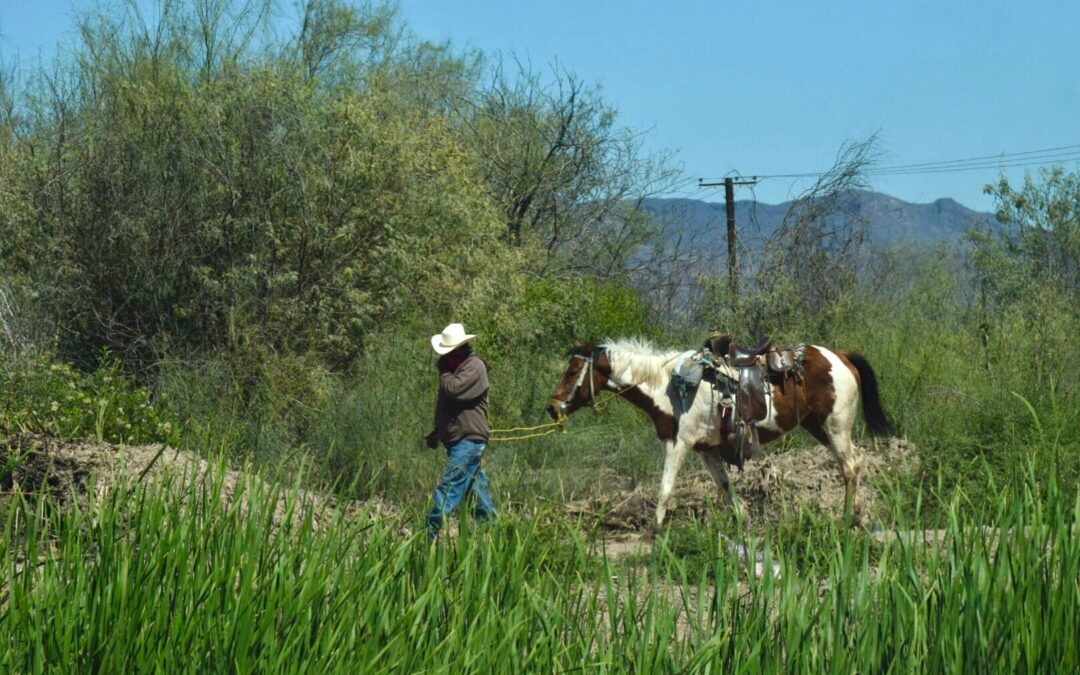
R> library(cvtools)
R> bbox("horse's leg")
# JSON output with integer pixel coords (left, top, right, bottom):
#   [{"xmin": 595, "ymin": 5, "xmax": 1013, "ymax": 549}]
[
  {"xmin": 701, "ymin": 450, "xmax": 736, "ymax": 507},
  {"xmin": 799, "ymin": 348, "xmax": 866, "ymax": 524},
  {"xmin": 803, "ymin": 413, "xmax": 864, "ymax": 524},
  {"xmin": 827, "ymin": 422, "xmax": 863, "ymax": 524},
  {"xmin": 656, "ymin": 439, "xmax": 690, "ymax": 528}
]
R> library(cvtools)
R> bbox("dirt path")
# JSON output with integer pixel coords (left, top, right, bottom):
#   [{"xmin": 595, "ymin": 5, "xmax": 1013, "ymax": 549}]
[
  {"xmin": 1, "ymin": 433, "xmax": 396, "ymax": 530},
  {"xmin": 3, "ymin": 432, "xmax": 916, "ymax": 542},
  {"xmin": 566, "ymin": 437, "xmax": 917, "ymax": 540}
]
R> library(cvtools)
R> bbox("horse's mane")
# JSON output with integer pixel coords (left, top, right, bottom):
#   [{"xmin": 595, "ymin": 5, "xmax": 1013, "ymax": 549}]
[{"xmin": 600, "ymin": 338, "xmax": 685, "ymax": 389}]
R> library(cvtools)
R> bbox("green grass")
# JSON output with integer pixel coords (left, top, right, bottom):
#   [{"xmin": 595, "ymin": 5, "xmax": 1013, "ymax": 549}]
[{"xmin": 1, "ymin": 461, "xmax": 1076, "ymax": 672}]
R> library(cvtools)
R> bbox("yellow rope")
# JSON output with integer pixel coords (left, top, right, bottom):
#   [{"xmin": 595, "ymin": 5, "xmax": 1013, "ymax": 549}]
[
  {"xmin": 592, "ymin": 383, "xmax": 640, "ymax": 412},
  {"xmin": 488, "ymin": 427, "xmax": 566, "ymax": 443},
  {"xmin": 488, "ymin": 422, "xmax": 562, "ymax": 434},
  {"xmin": 487, "ymin": 384, "xmax": 641, "ymax": 443}
]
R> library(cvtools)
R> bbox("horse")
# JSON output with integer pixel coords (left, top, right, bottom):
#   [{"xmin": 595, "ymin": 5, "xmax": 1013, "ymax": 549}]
[{"xmin": 546, "ymin": 338, "xmax": 891, "ymax": 527}]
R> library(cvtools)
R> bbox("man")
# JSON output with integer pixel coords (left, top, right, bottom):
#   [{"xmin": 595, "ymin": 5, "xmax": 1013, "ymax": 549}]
[{"xmin": 425, "ymin": 322, "xmax": 496, "ymax": 536}]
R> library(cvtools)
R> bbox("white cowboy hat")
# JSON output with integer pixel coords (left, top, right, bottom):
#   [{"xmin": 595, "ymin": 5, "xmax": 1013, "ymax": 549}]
[{"xmin": 431, "ymin": 323, "xmax": 476, "ymax": 355}]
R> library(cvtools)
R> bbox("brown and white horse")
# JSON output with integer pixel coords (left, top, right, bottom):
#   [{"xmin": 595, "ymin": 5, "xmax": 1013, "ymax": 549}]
[{"xmin": 546, "ymin": 338, "xmax": 891, "ymax": 526}]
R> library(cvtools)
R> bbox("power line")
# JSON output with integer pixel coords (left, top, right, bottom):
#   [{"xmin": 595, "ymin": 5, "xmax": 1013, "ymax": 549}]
[
  {"xmin": 869, "ymin": 143, "xmax": 1080, "ymax": 171},
  {"xmin": 724, "ymin": 143, "xmax": 1080, "ymax": 181},
  {"xmin": 663, "ymin": 176, "xmax": 714, "ymax": 200},
  {"xmin": 869, "ymin": 152, "xmax": 1080, "ymax": 176}
]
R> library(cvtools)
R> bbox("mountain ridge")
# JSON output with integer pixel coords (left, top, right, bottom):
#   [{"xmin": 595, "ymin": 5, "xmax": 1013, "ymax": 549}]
[{"xmin": 643, "ymin": 189, "xmax": 1003, "ymax": 248}]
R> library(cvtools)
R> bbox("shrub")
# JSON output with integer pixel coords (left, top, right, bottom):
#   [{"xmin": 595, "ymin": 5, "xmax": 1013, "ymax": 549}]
[{"xmin": 0, "ymin": 351, "xmax": 179, "ymax": 445}]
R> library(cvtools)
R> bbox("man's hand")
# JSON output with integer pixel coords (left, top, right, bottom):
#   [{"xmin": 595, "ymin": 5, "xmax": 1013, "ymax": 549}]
[
  {"xmin": 439, "ymin": 346, "xmax": 469, "ymax": 374},
  {"xmin": 425, "ymin": 430, "xmax": 439, "ymax": 449}
]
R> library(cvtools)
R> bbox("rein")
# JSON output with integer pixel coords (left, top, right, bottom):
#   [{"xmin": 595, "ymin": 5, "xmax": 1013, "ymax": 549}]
[{"xmin": 590, "ymin": 381, "xmax": 641, "ymax": 413}]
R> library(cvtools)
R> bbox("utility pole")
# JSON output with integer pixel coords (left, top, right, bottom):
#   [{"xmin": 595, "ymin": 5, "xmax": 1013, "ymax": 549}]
[{"xmin": 699, "ymin": 176, "xmax": 758, "ymax": 297}]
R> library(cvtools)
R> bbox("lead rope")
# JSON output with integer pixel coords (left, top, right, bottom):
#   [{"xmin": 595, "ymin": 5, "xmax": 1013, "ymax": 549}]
[
  {"xmin": 489, "ymin": 386, "xmax": 641, "ymax": 442},
  {"xmin": 487, "ymin": 354, "xmax": 588, "ymax": 442},
  {"xmin": 488, "ymin": 356, "xmax": 640, "ymax": 445},
  {"xmin": 488, "ymin": 426, "xmax": 564, "ymax": 442}
]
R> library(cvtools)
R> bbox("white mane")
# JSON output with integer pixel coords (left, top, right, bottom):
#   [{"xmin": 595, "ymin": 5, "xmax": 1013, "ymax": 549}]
[{"xmin": 600, "ymin": 338, "xmax": 686, "ymax": 390}]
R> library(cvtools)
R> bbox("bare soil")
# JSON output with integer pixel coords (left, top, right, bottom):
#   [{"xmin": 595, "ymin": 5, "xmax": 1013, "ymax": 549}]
[
  {"xmin": 0, "ymin": 433, "xmax": 397, "ymax": 530},
  {"xmin": 2, "ymin": 432, "xmax": 917, "ymax": 543},
  {"xmin": 564, "ymin": 437, "xmax": 918, "ymax": 537}
]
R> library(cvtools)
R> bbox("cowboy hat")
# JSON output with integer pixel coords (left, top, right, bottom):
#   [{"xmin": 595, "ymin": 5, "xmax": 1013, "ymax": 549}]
[{"xmin": 431, "ymin": 323, "xmax": 476, "ymax": 355}]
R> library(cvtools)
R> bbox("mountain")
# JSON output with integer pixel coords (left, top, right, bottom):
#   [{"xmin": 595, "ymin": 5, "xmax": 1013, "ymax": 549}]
[{"xmin": 642, "ymin": 190, "xmax": 1002, "ymax": 249}]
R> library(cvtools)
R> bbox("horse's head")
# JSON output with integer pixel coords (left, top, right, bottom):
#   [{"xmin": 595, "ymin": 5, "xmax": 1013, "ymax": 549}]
[{"xmin": 546, "ymin": 342, "xmax": 611, "ymax": 421}]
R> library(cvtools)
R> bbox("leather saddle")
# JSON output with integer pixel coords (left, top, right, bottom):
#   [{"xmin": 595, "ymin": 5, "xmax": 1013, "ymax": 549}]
[
  {"xmin": 727, "ymin": 335, "xmax": 773, "ymax": 424},
  {"xmin": 729, "ymin": 335, "xmax": 772, "ymax": 366},
  {"xmin": 702, "ymin": 332, "xmax": 806, "ymax": 465}
]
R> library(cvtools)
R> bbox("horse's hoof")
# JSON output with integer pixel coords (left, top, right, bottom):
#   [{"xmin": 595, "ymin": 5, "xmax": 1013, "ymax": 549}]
[
  {"xmin": 848, "ymin": 506, "xmax": 871, "ymax": 530},
  {"xmin": 646, "ymin": 516, "xmax": 668, "ymax": 538}
]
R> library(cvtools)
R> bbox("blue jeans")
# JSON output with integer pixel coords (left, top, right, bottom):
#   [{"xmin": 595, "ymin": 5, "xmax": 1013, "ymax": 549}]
[{"xmin": 426, "ymin": 438, "xmax": 496, "ymax": 536}]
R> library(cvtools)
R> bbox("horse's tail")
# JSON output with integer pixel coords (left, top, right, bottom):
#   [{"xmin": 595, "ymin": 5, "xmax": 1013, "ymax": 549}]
[{"xmin": 845, "ymin": 352, "xmax": 893, "ymax": 437}]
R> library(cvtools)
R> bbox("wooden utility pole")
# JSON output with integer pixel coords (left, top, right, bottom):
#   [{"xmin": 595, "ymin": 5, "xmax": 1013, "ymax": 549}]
[{"xmin": 699, "ymin": 176, "xmax": 758, "ymax": 297}]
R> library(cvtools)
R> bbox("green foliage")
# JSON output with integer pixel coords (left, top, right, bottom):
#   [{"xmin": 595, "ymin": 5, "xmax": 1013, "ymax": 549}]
[
  {"xmin": 982, "ymin": 165, "xmax": 1080, "ymax": 297},
  {"xmin": 1, "ymin": 461, "xmax": 1076, "ymax": 671},
  {"xmin": 155, "ymin": 350, "xmax": 336, "ymax": 469},
  {"xmin": 0, "ymin": 0, "xmax": 678, "ymax": 375},
  {"xmin": 812, "ymin": 249, "xmax": 1080, "ymax": 510},
  {"xmin": 0, "ymin": 0, "xmax": 507, "ymax": 370},
  {"xmin": 463, "ymin": 274, "xmax": 656, "ymax": 361},
  {"xmin": 146, "ymin": 299, "xmax": 663, "ymax": 505},
  {"xmin": 461, "ymin": 63, "xmax": 678, "ymax": 274},
  {"xmin": 3, "ymin": 63, "xmax": 502, "ymax": 368},
  {"xmin": 0, "ymin": 351, "xmax": 179, "ymax": 445},
  {"xmin": 583, "ymin": 279, "xmax": 659, "ymax": 340}
]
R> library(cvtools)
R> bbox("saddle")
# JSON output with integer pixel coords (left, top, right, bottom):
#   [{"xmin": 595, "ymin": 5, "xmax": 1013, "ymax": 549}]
[
  {"xmin": 729, "ymin": 336, "xmax": 772, "ymax": 426},
  {"xmin": 702, "ymin": 332, "xmax": 806, "ymax": 466},
  {"xmin": 729, "ymin": 335, "xmax": 772, "ymax": 366}
]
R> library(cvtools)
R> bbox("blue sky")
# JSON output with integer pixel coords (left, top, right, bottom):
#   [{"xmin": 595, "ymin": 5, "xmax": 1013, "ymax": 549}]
[{"xmin": 4, "ymin": 1, "xmax": 1078, "ymax": 211}]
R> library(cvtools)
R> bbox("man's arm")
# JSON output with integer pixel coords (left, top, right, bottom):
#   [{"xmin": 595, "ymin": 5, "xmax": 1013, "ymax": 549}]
[{"xmin": 440, "ymin": 357, "xmax": 488, "ymax": 400}]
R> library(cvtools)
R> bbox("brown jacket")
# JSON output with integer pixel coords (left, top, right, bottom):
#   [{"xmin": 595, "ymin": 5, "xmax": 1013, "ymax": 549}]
[{"xmin": 434, "ymin": 355, "xmax": 489, "ymax": 445}]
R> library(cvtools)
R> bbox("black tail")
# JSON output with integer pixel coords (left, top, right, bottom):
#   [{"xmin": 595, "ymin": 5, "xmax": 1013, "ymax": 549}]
[{"xmin": 846, "ymin": 352, "xmax": 893, "ymax": 437}]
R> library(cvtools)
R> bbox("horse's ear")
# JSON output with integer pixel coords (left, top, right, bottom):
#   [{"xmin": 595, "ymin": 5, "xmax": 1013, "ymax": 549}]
[{"xmin": 569, "ymin": 325, "xmax": 581, "ymax": 347}]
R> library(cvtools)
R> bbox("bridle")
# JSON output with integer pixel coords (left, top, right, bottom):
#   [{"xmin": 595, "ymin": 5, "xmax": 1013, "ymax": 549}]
[
  {"xmin": 555, "ymin": 351, "xmax": 597, "ymax": 417},
  {"xmin": 553, "ymin": 348, "xmax": 644, "ymax": 422}
]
